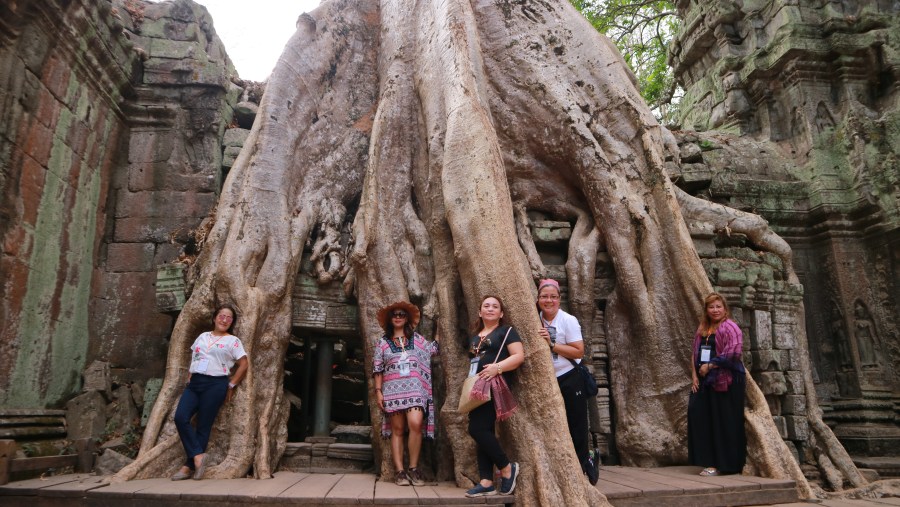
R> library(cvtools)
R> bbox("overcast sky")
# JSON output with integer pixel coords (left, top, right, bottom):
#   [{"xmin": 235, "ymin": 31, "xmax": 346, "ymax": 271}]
[{"xmin": 184, "ymin": 0, "xmax": 323, "ymax": 81}]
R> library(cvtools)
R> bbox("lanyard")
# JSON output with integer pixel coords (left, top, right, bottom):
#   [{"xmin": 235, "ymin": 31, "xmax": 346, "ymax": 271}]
[
  {"xmin": 206, "ymin": 333, "xmax": 226, "ymax": 354},
  {"xmin": 394, "ymin": 335, "xmax": 408, "ymax": 359},
  {"xmin": 540, "ymin": 312, "xmax": 554, "ymax": 327}
]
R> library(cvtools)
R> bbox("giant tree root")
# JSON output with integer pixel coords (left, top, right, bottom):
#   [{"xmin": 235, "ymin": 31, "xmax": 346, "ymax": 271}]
[{"xmin": 113, "ymin": 1, "xmax": 846, "ymax": 504}]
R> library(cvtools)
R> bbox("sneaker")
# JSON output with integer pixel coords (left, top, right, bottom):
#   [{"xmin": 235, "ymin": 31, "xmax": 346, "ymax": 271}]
[
  {"xmin": 586, "ymin": 450, "xmax": 600, "ymax": 486},
  {"xmin": 395, "ymin": 470, "xmax": 411, "ymax": 486},
  {"xmin": 407, "ymin": 467, "xmax": 425, "ymax": 486},
  {"xmin": 499, "ymin": 462, "xmax": 519, "ymax": 495},
  {"xmin": 465, "ymin": 483, "xmax": 496, "ymax": 497}
]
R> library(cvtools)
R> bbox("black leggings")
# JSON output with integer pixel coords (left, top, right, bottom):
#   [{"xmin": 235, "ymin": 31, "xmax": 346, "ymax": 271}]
[
  {"xmin": 468, "ymin": 401, "xmax": 509, "ymax": 481},
  {"xmin": 558, "ymin": 367, "xmax": 590, "ymax": 472}
]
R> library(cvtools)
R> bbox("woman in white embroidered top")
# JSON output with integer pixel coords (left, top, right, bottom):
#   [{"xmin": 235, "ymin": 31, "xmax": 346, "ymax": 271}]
[{"xmin": 171, "ymin": 305, "xmax": 248, "ymax": 481}]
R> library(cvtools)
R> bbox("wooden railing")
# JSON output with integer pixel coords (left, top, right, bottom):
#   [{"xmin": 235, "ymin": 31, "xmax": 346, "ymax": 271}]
[{"xmin": 0, "ymin": 438, "xmax": 94, "ymax": 485}]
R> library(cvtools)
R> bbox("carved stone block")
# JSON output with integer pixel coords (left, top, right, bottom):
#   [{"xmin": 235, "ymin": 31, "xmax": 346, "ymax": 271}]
[
  {"xmin": 140, "ymin": 378, "xmax": 163, "ymax": 427},
  {"xmin": 753, "ymin": 309, "xmax": 773, "ymax": 349},
  {"xmin": 772, "ymin": 416, "xmax": 787, "ymax": 439},
  {"xmin": 83, "ymin": 360, "xmax": 112, "ymax": 396},
  {"xmin": 223, "ymin": 128, "xmax": 249, "ymax": 147},
  {"xmin": 95, "ymin": 448, "xmax": 134, "ymax": 475},
  {"xmin": 785, "ymin": 370, "xmax": 805, "ymax": 395},
  {"xmin": 782, "ymin": 394, "xmax": 807, "ymax": 415},
  {"xmin": 773, "ymin": 322, "xmax": 797, "ymax": 350},
  {"xmin": 751, "ymin": 349, "xmax": 784, "ymax": 371},
  {"xmin": 759, "ymin": 371, "xmax": 787, "ymax": 396},
  {"xmin": 155, "ymin": 264, "xmax": 186, "ymax": 313},
  {"xmin": 531, "ymin": 220, "xmax": 572, "ymax": 243},
  {"xmin": 786, "ymin": 415, "xmax": 809, "ymax": 440},
  {"xmin": 66, "ymin": 391, "xmax": 107, "ymax": 441}
]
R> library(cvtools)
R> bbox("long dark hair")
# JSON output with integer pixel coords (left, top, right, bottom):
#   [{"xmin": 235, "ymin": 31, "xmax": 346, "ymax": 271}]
[
  {"xmin": 470, "ymin": 295, "xmax": 511, "ymax": 334},
  {"xmin": 382, "ymin": 315, "xmax": 414, "ymax": 341},
  {"xmin": 213, "ymin": 305, "xmax": 238, "ymax": 334}
]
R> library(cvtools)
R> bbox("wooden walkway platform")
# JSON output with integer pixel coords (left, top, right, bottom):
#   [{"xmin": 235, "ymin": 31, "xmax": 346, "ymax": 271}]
[{"xmin": 0, "ymin": 466, "xmax": 801, "ymax": 506}]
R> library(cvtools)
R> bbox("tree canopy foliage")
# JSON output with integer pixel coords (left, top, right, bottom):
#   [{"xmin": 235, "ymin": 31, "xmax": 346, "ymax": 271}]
[{"xmin": 571, "ymin": 0, "xmax": 680, "ymax": 121}]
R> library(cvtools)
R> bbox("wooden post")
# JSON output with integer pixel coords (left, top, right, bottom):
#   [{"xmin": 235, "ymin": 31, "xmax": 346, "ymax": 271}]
[
  {"xmin": 74, "ymin": 438, "xmax": 94, "ymax": 473},
  {"xmin": 0, "ymin": 439, "xmax": 16, "ymax": 485}
]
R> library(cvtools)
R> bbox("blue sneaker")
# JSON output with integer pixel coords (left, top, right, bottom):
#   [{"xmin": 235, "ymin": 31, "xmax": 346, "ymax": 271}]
[
  {"xmin": 465, "ymin": 483, "xmax": 496, "ymax": 497},
  {"xmin": 499, "ymin": 462, "xmax": 519, "ymax": 494}
]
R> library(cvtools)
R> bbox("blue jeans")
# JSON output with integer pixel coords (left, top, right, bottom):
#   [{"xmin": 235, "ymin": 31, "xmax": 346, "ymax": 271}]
[{"xmin": 174, "ymin": 374, "xmax": 228, "ymax": 468}]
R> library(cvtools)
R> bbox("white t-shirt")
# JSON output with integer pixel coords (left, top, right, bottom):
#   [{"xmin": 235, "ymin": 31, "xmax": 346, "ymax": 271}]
[
  {"xmin": 541, "ymin": 309, "xmax": 583, "ymax": 377},
  {"xmin": 189, "ymin": 332, "xmax": 247, "ymax": 376}
]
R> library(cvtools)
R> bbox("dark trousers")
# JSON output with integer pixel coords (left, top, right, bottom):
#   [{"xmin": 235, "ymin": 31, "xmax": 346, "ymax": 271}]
[
  {"xmin": 558, "ymin": 368, "xmax": 590, "ymax": 472},
  {"xmin": 688, "ymin": 373, "xmax": 746, "ymax": 473},
  {"xmin": 468, "ymin": 400, "xmax": 510, "ymax": 481},
  {"xmin": 174, "ymin": 374, "xmax": 228, "ymax": 469}
]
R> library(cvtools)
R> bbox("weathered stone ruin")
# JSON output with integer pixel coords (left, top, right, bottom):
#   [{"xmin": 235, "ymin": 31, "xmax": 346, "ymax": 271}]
[
  {"xmin": 0, "ymin": 0, "xmax": 898, "ymax": 494},
  {"xmin": 668, "ymin": 0, "xmax": 900, "ymax": 479},
  {"xmin": 1, "ymin": 0, "xmax": 246, "ymax": 469}
]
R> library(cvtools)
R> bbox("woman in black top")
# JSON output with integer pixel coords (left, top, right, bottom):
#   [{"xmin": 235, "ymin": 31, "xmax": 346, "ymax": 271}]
[{"xmin": 465, "ymin": 295, "xmax": 525, "ymax": 497}]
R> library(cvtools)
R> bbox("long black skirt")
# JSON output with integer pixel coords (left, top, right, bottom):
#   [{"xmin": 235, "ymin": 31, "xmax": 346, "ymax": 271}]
[{"xmin": 688, "ymin": 373, "xmax": 746, "ymax": 474}]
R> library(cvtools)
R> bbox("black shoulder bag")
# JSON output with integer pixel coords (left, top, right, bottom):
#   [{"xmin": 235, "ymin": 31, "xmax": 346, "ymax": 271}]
[{"xmin": 568, "ymin": 357, "xmax": 599, "ymax": 397}]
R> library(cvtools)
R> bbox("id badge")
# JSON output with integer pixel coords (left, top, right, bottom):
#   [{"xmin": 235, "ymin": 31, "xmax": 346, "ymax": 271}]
[
  {"xmin": 700, "ymin": 345, "xmax": 712, "ymax": 363},
  {"xmin": 398, "ymin": 358, "xmax": 411, "ymax": 377},
  {"xmin": 195, "ymin": 358, "xmax": 210, "ymax": 373},
  {"xmin": 468, "ymin": 358, "xmax": 479, "ymax": 377}
]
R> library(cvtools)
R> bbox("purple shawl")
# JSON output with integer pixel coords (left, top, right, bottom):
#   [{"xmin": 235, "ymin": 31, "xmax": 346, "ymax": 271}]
[{"xmin": 692, "ymin": 319, "xmax": 745, "ymax": 392}]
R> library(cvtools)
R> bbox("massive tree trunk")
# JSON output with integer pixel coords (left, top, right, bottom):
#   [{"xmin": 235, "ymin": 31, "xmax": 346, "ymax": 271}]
[{"xmin": 113, "ymin": 0, "xmax": 854, "ymax": 503}]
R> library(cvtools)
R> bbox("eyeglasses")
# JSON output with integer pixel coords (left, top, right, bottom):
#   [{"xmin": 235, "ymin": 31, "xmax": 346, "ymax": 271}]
[
  {"xmin": 539, "ymin": 295, "xmax": 560, "ymax": 301},
  {"xmin": 392, "ymin": 312, "xmax": 408, "ymax": 318},
  {"xmin": 217, "ymin": 314, "xmax": 234, "ymax": 320}
]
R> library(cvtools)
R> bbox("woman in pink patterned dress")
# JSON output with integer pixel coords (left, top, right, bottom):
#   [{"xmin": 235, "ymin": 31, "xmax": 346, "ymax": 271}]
[{"xmin": 373, "ymin": 301, "xmax": 439, "ymax": 486}]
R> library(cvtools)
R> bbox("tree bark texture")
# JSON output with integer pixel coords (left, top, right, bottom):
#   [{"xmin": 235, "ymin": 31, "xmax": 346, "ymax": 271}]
[{"xmin": 114, "ymin": 0, "xmax": 851, "ymax": 503}]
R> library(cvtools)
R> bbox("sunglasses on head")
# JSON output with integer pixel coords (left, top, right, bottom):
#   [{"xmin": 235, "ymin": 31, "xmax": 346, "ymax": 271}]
[{"xmin": 392, "ymin": 312, "xmax": 408, "ymax": 318}]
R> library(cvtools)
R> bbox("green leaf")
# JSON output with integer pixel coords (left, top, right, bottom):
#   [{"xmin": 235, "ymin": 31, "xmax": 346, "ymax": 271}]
[{"xmin": 570, "ymin": 0, "xmax": 681, "ymax": 123}]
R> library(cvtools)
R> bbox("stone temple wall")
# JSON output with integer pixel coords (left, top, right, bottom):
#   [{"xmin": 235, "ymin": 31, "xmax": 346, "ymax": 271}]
[
  {"xmin": 0, "ymin": 0, "xmax": 139, "ymax": 408},
  {"xmin": 0, "ymin": 0, "xmax": 244, "ymax": 409},
  {"xmin": 670, "ymin": 0, "xmax": 900, "ymax": 461}
]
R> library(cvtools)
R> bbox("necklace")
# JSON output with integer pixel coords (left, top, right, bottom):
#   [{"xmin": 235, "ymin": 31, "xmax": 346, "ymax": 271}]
[{"xmin": 474, "ymin": 327, "xmax": 497, "ymax": 356}]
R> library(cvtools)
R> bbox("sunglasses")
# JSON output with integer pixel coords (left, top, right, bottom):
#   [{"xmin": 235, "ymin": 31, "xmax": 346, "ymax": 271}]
[{"xmin": 392, "ymin": 312, "xmax": 408, "ymax": 318}]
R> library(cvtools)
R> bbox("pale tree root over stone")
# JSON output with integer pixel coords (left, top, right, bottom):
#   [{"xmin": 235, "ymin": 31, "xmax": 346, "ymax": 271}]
[{"xmin": 113, "ymin": 0, "xmax": 847, "ymax": 504}]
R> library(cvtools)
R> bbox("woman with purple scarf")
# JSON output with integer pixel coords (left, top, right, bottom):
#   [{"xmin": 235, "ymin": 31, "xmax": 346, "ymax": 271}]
[
  {"xmin": 688, "ymin": 292, "xmax": 747, "ymax": 476},
  {"xmin": 464, "ymin": 295, "xmax": 525, "ymax": 498}
]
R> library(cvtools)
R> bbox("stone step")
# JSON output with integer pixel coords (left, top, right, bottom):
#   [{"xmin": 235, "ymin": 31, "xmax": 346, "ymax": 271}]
[
  {"xmin": 279, "ymin": 442, "xmax": 373, "ymax": 474},
  {"xmin": 0, "ymin": 410, "xmax": 67, "ymax": 439}
]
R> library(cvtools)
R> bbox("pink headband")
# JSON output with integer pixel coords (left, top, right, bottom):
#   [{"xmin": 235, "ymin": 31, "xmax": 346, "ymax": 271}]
[{"xmin": 538, "ymin": 279, "xmax": 560, "ymax": 292}]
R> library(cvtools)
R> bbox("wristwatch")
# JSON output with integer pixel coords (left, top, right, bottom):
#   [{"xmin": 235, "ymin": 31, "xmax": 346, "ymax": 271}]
[{"xmin": 228, "ymin": 382, "xmax": 236, "ymax": 389}]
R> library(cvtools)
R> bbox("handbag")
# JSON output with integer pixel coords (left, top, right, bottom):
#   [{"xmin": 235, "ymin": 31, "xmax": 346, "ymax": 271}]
[
  {"xmin": 568, "ymin": 357, "xmax": 599, "ymax": 397},
  {"xmin": 458, "ymin": 327, "xmax": 513, "ymax": 413}
]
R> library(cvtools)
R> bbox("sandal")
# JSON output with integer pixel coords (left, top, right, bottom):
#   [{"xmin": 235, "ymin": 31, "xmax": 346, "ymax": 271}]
[{"xmin": 699, "ymin": 467, "xmax": 719, "ymax": 476}]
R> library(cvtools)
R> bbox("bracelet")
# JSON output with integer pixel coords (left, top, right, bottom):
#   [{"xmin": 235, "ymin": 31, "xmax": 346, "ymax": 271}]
[
  {"xmin": 550, "ymin": 343, "xmax": 555, "ymax": 351},
  {"xmin": 496, "ymin": 364, "xmax": 503, "ymax": 375},
  {"xmin": 228, "ymin": 383, "xmax": 236, "ymax": 389}
]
